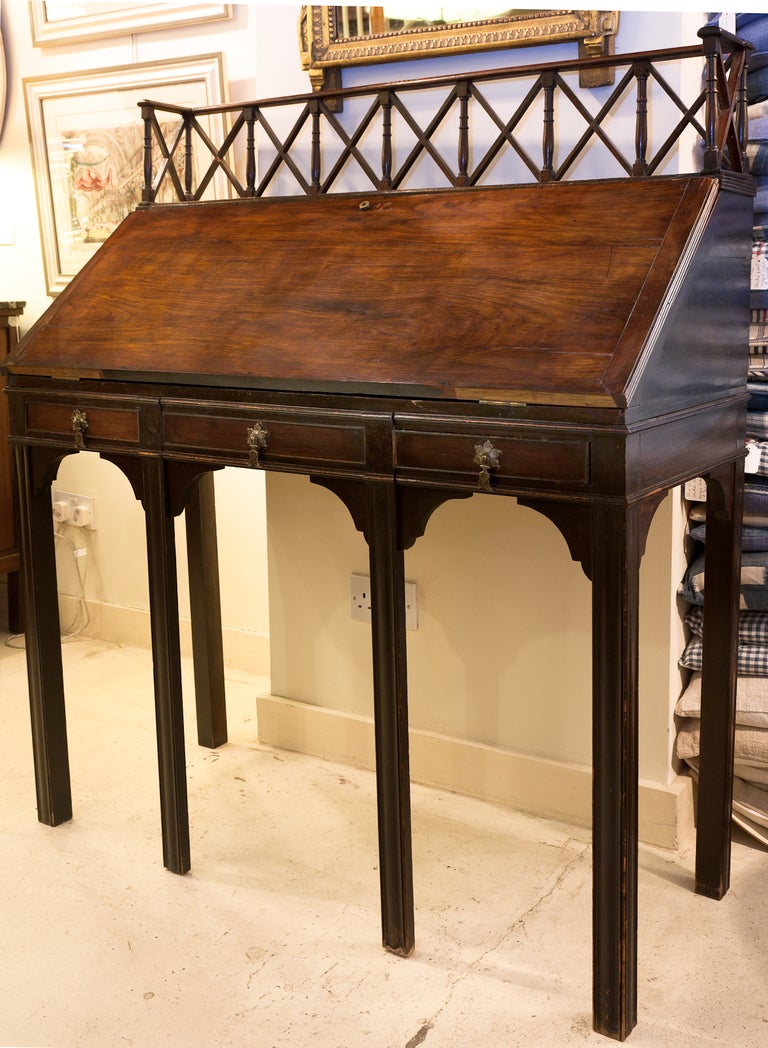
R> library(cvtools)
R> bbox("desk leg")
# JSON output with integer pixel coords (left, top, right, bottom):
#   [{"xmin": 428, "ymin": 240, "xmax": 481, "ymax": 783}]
[
  {"xmin": 591, "ymin": 503, "xmax": 640, "ymax": 1041},
  {"xmin": 185, "ymin": 472, "xmax": 227, "ymax": 749},
  {"xmin": 143, "ymin": 458, "xmax": 190, "ymax": 874},
  {"xmin": 13, "ymin": 445, "xmax": 71, "ymax": 826},
  {"xmin": 367, "ymin": 481, "xmax": 414, "ymax": 956},
  {"xmin": 695, "ymin": 461, "xmax": 743, "ymax": 899}
]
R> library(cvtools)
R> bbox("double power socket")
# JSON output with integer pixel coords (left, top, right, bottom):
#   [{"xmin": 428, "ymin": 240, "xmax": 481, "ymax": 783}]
[
  {"xmin": 350, "ymin": 573, "xmax": 418, "ymax": 630},
  {"xmin": 51, "ymin": 488, "xmax": 96, "ymax": 529}
]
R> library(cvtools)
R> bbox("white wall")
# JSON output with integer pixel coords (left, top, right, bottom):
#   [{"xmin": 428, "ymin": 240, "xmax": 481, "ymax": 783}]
[{"xmin": 0, "ymin": 5, "xmax": 708, "ymax": 842}]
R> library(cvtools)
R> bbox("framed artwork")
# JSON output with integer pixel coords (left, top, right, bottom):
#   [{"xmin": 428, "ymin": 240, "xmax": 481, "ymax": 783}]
[
  {"xmin": 24, "ymin": 54, "xmax": 227, "ymax": 295},
  {"xmin": 30, "ymin": 2, "xmax": 233, "ymax": 46},
  {"xmin": 299, "ymin": 7, "xmax": 619, "ymax": 92}
]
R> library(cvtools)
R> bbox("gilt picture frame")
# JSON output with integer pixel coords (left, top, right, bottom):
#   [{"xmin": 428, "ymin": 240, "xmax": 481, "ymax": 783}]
[
  {"xmin": 24, "ymin": 54, "xmax": 227, "ymax": 295},
  {"xmin": 299, "ymin": 7, "xmax": 619, "ymax": 92}
]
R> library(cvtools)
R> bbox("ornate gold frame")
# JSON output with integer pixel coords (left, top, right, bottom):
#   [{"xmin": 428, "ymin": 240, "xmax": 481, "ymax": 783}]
[{"xmin": 299, "ymin": 8, "xmax": 619, "ymax": 92}]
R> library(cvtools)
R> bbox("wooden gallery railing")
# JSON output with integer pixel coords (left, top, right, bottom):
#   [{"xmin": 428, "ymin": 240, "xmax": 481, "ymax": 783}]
[{"xmin": 139, "ymin": 24, "xmax": 752, "ymax": 207}]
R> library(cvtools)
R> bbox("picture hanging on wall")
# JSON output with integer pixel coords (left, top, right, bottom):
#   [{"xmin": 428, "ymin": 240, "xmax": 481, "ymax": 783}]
[
  {"xmin": 29, "ymin": 2, "xmax": 232, "ymax": 46},
  {"xmin": 24, "ymin": 54, "xmax": 228, "ymax": 295}
]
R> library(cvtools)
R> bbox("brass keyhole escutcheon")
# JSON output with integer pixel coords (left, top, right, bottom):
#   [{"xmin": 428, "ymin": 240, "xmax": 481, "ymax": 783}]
[
  {"xmin": 246, "ymin": 422, "xmax": 270, "ymax": 467},
  {"xmin": 473, "ymin": 439, "xmax": 501, "ymax": 492}
]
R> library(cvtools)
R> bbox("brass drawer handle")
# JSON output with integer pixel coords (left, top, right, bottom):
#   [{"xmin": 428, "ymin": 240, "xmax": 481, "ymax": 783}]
[
  {"xmin": 71, "ymin": 408, "xmax": 88, "ymax": 449},
  {"xmin": 473, "ymin": 439, "xmax": 501, "ymax": 491},
  {"xmin": 246, "ymin": 422, "xmax": 270, "ymax": 467}
]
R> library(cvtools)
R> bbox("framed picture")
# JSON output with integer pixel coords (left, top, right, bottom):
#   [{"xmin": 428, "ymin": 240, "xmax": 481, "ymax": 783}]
[
  {"xmin": 24, "ymin": 54, "xmax": 227, "ymax": 295},
  {"xmin": 30, "ymin": 2, "xmax": 232, "ymax": 46}
]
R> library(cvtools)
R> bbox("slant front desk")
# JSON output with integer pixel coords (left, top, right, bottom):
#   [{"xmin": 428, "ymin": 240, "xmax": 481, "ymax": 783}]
[{"xmin": 3, "ymin": 30, "xmax": 753, "ymax": 1042}]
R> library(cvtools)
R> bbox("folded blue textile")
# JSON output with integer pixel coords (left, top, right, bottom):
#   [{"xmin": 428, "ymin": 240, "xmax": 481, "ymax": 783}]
[
  {"xmin": 686, "ymin": 605, "xmax": 768, "ymax": 645},
  {"xmin": 680, "ymin": 636, "xmax": 768, "ymax": 675},
  {"xmin": 745, "ymin": 478, "xmax": 768, "ymax": 517},
  {"xmin": 754, "ymin": 180, "xmax": 768, "ymax": 213},
  {"xmin": 736, "ymin": 13, "xmax": 768, "ymax": 34},
  {"xmin": 749, "ymin": 66, "xmax": 768, "ymax": 105},
  {"xmin": 680, "ymin": 551, "xmax": 768, "ymax": 608},
  {"xmin": 747, "ymin": 411, "xmax": 768, "ymax": 438},
  {"xmin": 688, "ymin": 523, "xmax": 768, "ymax": 551},
  {"xmin": 749, "ymin": 385, "xmax": 768, "ymax": 410},
  {"xmin": 748, "ymin": 141, "xmax": 768, "ymax": 175}
]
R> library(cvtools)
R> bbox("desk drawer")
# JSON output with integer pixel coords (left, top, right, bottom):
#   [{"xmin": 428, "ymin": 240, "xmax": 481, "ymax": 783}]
[
  {"xmin": 395, "ymin": 428, "xmax": 590, "ymax": 489},
  {"xmin": 164, "ymin": 409, "xmax": 367, "ymax": 470},
  {"xmin": 25, "ymin": 400, "xmax": 141, "ymax": 448}
]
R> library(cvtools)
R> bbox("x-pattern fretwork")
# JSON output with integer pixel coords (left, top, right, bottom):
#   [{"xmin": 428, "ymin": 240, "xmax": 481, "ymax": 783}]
[{"xmin": 140, "ymin": 27, "xmax": 751, "ymax": 207}]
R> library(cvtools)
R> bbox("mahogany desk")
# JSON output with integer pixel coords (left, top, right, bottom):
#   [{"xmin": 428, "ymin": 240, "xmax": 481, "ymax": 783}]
[{"xmin": 2, "ymin": 33, "xmax": 754, "ymax": 1041}]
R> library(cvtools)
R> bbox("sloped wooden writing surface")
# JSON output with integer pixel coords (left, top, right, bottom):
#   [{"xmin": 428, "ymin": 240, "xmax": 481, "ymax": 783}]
[{"xmin": 6, "ymin": 175, "xmax": 732, "ymax": 409}]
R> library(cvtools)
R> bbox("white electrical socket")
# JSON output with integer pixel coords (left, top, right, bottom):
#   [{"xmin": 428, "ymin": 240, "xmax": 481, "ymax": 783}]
[
  {"xmin": 51, "ymin": 488, "xmax": 96, "ymax": 530},
  {"xmin": 350, "ymin": 573, "xmax": 418, "ymax": 630}
]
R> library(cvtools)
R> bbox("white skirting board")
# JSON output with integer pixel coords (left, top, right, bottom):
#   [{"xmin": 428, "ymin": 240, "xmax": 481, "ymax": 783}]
[
  {"xmin": 256, "ymin": 692, "xmax": 695, "ymax": 851},
  {"xmin": 57, "ymin": 594, "xmax": 270, "ymax": 677}
]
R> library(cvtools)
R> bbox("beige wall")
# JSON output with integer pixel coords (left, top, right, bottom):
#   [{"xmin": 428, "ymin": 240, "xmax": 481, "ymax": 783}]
[
  {"xmin": 266, "ymin": 471, "xmax": 690, "ymax": 786},
  {"xmin": 0, "ymin": 4, "xmax": 707, "ymax": 837}
]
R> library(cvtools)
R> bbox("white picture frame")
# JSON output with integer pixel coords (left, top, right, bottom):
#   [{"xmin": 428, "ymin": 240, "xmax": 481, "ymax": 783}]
[
  {"xmin": 30, "ymin": 2, "xmax": 233, "ymax": 46},
  {"xmin": 24, "ymin": 54, "xmax": 228, "ymax": 295}
]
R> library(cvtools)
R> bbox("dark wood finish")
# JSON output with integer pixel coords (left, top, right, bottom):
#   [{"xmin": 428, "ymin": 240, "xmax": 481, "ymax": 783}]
[
  {"xmin": 13, "ymin": 442, "xmax": 71, "ymax": 825},
  {"xmin": 1, "ymin": 33, "xmax": 753, "ymax": 1040},
  {"xmin": 0, "ymin": 302, "xmax": 24, "ymax": 632},
  {"xmin": 590, "ymin": 502, "xmax": 642, "ymax": 1039},
  {"xmin": 695, "ymin": 461, "xmax": 745, "ymax": 899},
  {"xmin": 12, "ymin": 178, "xmax": 727, "ymax": 413},
  {"xmin": 140, "ymin": 26, "xmax": 749, "ymax": 201},
  {"xmin": 367, "ymin": 479, "xmax": 414, "ymax": 955},
  {"xmin": 184, "ymin": 471, "xmax": 227, "ymax": 750},
  {"xmin": 141, "ymin": 455, "xmax": 190, "ymax": 875}
]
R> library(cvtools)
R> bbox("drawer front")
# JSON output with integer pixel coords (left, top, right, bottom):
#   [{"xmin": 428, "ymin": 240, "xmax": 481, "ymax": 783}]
[
  {"xmin": 395, "ymin": 429, "xmax": 591, "ymax": 489},
  {"xmin": 25, "ymin": 400, "xmax": 141, "ymax": 448},
  {"xmin": 164, "ymin": 410, "xmax": 367, "ymax": 470}
]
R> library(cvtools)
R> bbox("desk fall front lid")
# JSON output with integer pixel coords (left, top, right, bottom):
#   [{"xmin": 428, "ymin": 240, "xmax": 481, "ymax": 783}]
[{"xmin": 5, "ymin": 175, "xmax": 751, "ymax": 416}]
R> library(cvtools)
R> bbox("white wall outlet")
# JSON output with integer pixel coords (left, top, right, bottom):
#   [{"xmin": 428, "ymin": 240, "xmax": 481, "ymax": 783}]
[
  {"xmin": 51, "ymin": 488, "xmax": 96, "ymax": 530},
  {"xmin": 350, "ymin": 573, "xmax": 418, "ymax": 630}
]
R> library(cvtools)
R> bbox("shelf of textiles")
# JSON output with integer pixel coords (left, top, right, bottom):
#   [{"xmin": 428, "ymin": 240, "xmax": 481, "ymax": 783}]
[
  {"xmin": 678, "ymin": 466, "xmax": 768, "ymax": 845},
  {"xmin": 673, "ymin": 12, "xmax": 768, "ymax": 846}
]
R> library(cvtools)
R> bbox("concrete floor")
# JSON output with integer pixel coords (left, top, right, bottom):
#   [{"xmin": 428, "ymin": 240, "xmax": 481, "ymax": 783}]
[{"xmin": 0, "ymin": 632, "xmax": 766, "ymax": 1048}]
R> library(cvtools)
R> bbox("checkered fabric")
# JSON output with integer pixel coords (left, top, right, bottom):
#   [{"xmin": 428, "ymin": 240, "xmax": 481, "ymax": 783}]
[
  {"xmin": 680, "ymin": 552, "xmax": 768, "ymax": 609},
  {"xmin": 680, "ymin": 637, "xmax": 768, "ymax": 675},
  {"xmin": 748, "ymin": 411, "xmax": 768, "ymax": 438},
  {"xmin": 685, "ymin": 605, "xmax": 768, "ymax": 645}
]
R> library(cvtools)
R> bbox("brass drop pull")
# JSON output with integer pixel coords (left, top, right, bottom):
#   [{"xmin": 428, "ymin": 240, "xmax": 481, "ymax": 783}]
[
  {"xmin": 473, "ymin": 439, "xmax": 501, "ymax": 492},
  {"xmin": 246, "ymin": 422, "xmax": 270, "ymax": 467},
  {"xmin": 71, "ymin": 408, "xmax": 88, "ymax": 449}
]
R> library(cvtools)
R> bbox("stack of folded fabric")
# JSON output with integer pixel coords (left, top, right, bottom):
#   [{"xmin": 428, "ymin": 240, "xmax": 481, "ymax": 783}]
[
  {"xmin": 739, "ymin": 13, "xmax": 768, "ymax": 120},
  {"xmin": 676, "ymin": 322, "xmax": 768, "ymax": 846},
  {"xmin": 675, "ymin": 594, "xmax": 768, "ymax": 844},
  {"xmin": 672, "ymin": 13, "xmax": 768, "ymax": 843}
]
